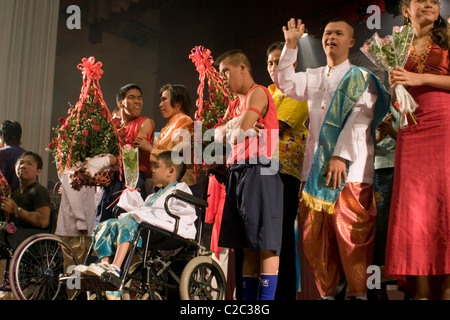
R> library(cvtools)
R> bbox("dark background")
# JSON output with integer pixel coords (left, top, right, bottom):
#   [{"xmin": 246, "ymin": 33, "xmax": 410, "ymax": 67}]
[
  {"xmin": 49, "ymin": 0, "xmax": 449, "ymax": 182},
  {"xmin": 56, "ymin": 0, "xmax": 394, "ymax": 123}
]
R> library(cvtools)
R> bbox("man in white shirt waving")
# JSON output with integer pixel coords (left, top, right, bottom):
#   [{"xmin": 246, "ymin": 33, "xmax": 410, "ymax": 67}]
[{"xmin": 275, "ymin": 17, "xmax": 390, "ymax": 300}]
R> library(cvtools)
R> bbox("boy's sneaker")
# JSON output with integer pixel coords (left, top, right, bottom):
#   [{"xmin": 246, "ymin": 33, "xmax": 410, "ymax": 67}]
[
  {"xmin": 105, "ymin": 264, "xmax": 121, "ymax": 278},
  {"xmin": 85, "ymin": 261, "xmax": 110, "ymax": 277}
]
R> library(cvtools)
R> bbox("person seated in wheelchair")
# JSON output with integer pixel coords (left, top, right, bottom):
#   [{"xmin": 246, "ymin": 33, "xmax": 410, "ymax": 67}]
[
  {"xmin": 80, "ymin": 150, "xmax": 197, "ymax": 279},
  {"xmin": 0, "ymin": 152, "xmax": 51, "ymax": 250}
]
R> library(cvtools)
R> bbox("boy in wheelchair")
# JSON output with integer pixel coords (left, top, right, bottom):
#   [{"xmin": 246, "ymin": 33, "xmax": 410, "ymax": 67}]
[{"xmin": 74, "ymin": 151, "xmax": 196, "ymax": 297}]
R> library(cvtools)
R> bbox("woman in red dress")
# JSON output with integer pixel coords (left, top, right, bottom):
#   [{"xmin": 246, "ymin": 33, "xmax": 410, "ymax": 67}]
[{"xmin": 386, "ymin": 0, "xmax": 450, "ymax": 300}]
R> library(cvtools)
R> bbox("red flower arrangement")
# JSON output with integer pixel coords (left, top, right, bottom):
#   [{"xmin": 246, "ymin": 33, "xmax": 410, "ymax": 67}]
[
  {"xmin": 0, "ymin": 170, "xmax": 15, "ymax": 234},
  {"xmin": 189, "ymin": 46, "xmax": 234, "ymax": 155},
  {"xmin": 47, "ymin": 57, "xmax": 123, "ymax": 189},
  {"xmin": 189, "ymin": 46, "xmax": 235, "ymax": 176},
  {"xmin": 189, "ymin": 46, "xmax": 233, "ymax": 130}
]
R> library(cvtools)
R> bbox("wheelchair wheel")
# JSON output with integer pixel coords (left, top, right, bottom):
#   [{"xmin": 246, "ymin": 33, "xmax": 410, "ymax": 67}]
[
  {"xmin": 9, "ymin": 234, "xmax": 79, "ymax": 300},
  {"xmin": 179, "ymin": 255, "xmax": 226, "ymax": 300},
  {"xmin": 122, "ymin": 261, "xmax": 164, "ymax": 300}
]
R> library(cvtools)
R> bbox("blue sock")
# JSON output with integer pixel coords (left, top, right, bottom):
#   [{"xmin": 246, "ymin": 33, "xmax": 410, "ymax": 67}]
[
  {"xmin": 242, "ymin": 276, "xmax": 260, "ymax": 300},
  {"xmin": 258, "ymin": 274, "xmax": 278, "ymax": 300}
]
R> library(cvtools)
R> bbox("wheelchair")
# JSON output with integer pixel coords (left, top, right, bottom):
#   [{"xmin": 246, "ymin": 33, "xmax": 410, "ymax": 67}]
[
  {"xmin": 61, "ymin": 168, "xmax": 227, "ymax": 300},
  {"xmin": 0, "ymin": 192, "xmax": 80, "ymax": 300}
]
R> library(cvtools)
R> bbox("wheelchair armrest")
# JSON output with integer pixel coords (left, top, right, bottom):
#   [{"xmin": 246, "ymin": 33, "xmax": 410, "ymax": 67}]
[
  {"xmin": 170, "ymin": 189, "xmax": 208, "ymax": 208},
  {"xmin": 164, "ymin": 190, "xmax": 208, "ymax": 237}
]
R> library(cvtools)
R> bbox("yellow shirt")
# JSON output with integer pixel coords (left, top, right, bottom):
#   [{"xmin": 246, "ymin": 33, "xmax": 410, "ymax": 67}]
[{"xmin": 269, "ymin": 83, "xmax": 308, "ymax": 181}]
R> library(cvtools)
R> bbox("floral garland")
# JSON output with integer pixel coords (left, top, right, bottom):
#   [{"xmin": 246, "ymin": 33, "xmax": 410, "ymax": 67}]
[{"xmin": 47, "ymin": 57, "xmax": 124, "ymax": 179}]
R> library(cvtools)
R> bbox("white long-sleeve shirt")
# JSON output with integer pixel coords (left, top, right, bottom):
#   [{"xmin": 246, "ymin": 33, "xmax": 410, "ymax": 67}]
[
  {"xmin": 275, "ymin": 46, "xmax": 379, "ymax": 183},
  {"xmin": 118, "ymin": 182, "xmax": 197, "ymax": 239}
]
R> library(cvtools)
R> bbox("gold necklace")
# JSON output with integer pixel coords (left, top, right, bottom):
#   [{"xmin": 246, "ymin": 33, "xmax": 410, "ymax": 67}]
[{"xmin": 410, "ymin": 35, "xmax": 432, "ymax": 74}]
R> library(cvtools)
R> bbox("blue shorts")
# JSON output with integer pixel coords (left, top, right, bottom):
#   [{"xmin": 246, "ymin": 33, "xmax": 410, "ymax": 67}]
[{"xmin": 218, "ymin": 162, "xmax": 283, "ymax": 255}]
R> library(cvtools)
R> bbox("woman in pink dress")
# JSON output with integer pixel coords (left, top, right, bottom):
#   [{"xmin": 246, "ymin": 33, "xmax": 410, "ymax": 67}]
[{"xmin": 386, "ymin": 0, "xmax": 450, "ymax": 300}]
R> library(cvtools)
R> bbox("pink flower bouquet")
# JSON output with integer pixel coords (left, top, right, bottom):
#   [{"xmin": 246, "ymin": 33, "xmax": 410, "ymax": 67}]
[{"xmin": 361, "ymin": 24, "xmax": 418, "ymax": 127}]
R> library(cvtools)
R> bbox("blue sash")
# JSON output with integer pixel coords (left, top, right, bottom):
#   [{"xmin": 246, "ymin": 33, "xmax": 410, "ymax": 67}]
[{"xmin": 302, "ymin": 66, "xmax": 390, "ymax": 213}]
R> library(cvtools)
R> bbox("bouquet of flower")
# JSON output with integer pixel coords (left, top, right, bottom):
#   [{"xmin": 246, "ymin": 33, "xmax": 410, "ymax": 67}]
[
  {"xmin": 116, "ymin": 144, "xmax": 143, "ymax": 211},
  {"xmin": 361, "ymin": 24, "xmax": 418, "ymax": 127},
  {"xmin": 47, "ymin": 57, "xmax": 123, "ymax": 189},
  {"xmin": 122, "ymin": 144, "xmax": 139, "ymax": 189},
  {"xmin": 189, "ymin": 46, "xmax": 234, "ymax": 170}
]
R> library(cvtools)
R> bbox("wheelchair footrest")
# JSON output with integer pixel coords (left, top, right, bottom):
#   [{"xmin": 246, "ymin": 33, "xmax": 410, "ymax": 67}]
[{"xmin": 60, "ymin": 272, "xmax": 122, "ymax": 292}]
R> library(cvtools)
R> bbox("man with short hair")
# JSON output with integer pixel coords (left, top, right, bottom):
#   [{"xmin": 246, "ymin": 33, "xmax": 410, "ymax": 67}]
[
  {"xmin": 275, "ymin": 18, "xmax": 390, "ymax": 300},
  {"xmin": 215, "ymin": 50, "xmax": 283, "ymax": 300},
  {"xmin": 95, "ymin": 83, "xmax": 155, "ymax": 223},
  {"xmin": 266, "ymin": 41, "xmax": 309, "ymax": 300}
]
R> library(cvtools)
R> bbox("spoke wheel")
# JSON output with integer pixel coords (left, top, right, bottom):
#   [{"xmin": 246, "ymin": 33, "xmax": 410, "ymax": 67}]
[{"xmin": 179, "ymin": 256, "xmax": 226, "ymax": 300}]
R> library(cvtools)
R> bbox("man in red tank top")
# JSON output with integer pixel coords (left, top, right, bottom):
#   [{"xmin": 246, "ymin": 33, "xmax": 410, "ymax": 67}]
[
  {"xmin": 95, "ymin": 84, "xmax": 155, "ymax": 224},
  {"xmin": 214, "ymin": 50, "xmax": 283, "ymax": 300}
]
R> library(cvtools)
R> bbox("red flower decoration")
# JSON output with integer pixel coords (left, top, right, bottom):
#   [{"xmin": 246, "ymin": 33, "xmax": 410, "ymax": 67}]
[
  {"xmin": 189, "ymin": 45, "xmax": 235, "ymax": 177},
  {"xmin": 47, "ymin": 57, "xmax": 124, "ymax": 177},
  {"xmin": 189, "ymin": 45, "xmax": 234, "ymax": 132},
  {"xmin": 77, "ymin": 56, "xmax": 104, "ymax": 82}
]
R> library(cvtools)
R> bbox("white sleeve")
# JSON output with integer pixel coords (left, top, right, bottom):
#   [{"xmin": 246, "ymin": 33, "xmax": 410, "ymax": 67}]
[
  {"xmin": 167, "ymin": 183, "xmax": 197, "ymax": 218},
  {"xmin": 274, "ymin": 46, "xmax": 308, "ymax": 101}
]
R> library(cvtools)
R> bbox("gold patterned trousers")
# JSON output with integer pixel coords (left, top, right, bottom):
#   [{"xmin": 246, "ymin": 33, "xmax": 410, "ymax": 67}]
[{"xmin": 299, "ymin": 183, "xmax": 376, "ymax": 297}]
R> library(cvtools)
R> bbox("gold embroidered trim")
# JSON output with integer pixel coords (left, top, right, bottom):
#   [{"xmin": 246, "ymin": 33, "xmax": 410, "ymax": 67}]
[{"xmin": 301, "ymin": 191, "xmax": 335, "ymax": 214}]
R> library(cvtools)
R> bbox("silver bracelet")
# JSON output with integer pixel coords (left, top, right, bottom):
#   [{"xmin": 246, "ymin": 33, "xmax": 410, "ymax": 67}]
[{"xmin": 15, "ymin": 207, "xmax": 22, "ymax": 219}]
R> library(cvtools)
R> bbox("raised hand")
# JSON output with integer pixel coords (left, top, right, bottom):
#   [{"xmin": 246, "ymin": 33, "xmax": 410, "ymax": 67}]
[{"xmin": 282, "ymin": 18, "xmax": 306, "ymax": 49}]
